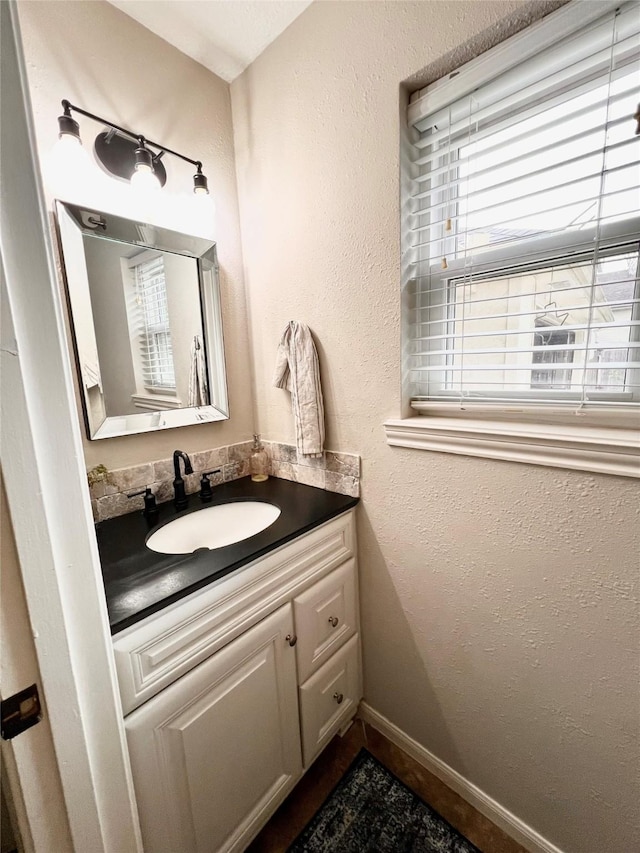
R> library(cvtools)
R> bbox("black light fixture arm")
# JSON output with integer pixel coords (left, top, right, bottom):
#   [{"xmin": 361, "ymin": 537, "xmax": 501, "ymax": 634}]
[{"xmin": 60, "ymin": 99, "xmax": 203, "ymax": 170}]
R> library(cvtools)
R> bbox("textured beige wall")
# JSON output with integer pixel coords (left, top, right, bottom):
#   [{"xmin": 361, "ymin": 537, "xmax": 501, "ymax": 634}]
[
  {"xmin": 231, "ymin": 3, "xmax": 640, "ymax": 852},
  {"xmin": 18, "ymin": 0, "xmax": 254, "ymax": 471}
]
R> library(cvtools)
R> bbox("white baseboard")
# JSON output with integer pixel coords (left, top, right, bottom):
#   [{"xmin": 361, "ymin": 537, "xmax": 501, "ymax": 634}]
[{"xmin": 358, "ymin": 702, "xmax": 565, "ymax": 853}]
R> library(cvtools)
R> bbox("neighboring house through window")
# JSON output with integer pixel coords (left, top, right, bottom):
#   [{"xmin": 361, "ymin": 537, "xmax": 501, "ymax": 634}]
[{"xmin": 531, "ymin": 320, "xmax": 576, "ymax": 391}]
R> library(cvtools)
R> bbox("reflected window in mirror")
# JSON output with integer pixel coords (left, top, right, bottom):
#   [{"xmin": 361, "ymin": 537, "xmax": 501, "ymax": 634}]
[{"xmin": 130, "ymin": 253, "xmax": 176, "ymax": 395}]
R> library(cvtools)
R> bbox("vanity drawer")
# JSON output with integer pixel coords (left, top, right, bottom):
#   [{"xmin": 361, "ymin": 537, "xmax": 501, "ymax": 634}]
[
  {"xmin": 294, "ymin": 559, "xmax": 357, "ymax": 683},
  {"xmin": 113, "ymin": 510, "xmax": 355, "ymax": 714},
  {"xmin": 298, "ymin": 634, "xmax": 361, "ymax": 768}
]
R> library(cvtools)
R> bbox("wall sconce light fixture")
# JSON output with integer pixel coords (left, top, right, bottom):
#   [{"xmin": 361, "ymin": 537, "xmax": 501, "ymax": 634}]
[{"xmin": 56, "ymin": 99, "xmax": 210, "ymax": 196}]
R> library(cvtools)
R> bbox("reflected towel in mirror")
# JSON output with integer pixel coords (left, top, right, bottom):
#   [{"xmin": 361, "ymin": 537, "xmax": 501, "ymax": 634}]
[
  {"xmin": 82, "ymin": 357, "xmax": 102, "ymax": 391},
  {"xmin": 188, "ymin": 334, "xmax": 208, "ymax": 407}
]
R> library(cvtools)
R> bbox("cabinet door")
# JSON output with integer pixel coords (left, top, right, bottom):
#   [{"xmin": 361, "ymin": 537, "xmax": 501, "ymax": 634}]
[
  {"xmin": 293, "ymin": 558, "xmax": 357, "ymax": 682},
  {"xmin": 125, "ymin": 603, "xmax": 302, "ymax": 853}
]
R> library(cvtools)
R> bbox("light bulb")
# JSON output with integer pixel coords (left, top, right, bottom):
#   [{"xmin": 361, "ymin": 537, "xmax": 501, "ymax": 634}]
[
  {"xmin": 193, "ymin": 190, "xmax": 215, "ymax": 214},
  {"xmin": 46, "ymin": 134, "xmax": 93, "ymax": 201},
  {"xmin": 130, "ymin": 164, "xmax": 162, "ymax": 223},
  {"xmin": 190, "ymin": 191, "xmax": 216, "ymax": 238},
  {"xmin": 130, "ymin": 165, "xmax": 161, "ymax": 194}
]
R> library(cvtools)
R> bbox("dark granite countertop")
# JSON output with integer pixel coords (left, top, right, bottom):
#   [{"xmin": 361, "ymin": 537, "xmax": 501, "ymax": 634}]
[{"xmin": 96, "ymin": 476, "xmax": 359, "ymax": 635}]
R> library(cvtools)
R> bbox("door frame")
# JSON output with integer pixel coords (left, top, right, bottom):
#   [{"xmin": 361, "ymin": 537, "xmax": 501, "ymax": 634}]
[{"xmin": 0, "ymin": 5, "xmax": 141, "ymax": 850}]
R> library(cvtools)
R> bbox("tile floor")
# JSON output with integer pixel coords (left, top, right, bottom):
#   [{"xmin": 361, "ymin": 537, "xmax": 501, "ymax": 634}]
[{"xmin": 247, "ymin": 719, "xmax": 528, "ymax": 853}]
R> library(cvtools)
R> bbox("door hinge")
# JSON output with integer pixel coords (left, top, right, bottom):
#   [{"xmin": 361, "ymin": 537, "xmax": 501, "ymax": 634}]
[{"xmin": 1, "ymin": 683, "xmax": 42, "ymax": 740}]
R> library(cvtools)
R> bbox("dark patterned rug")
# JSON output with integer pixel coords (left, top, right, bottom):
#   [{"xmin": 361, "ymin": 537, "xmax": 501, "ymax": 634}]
[{"xmin": 287, "ymin": 749, "xmax": 481, "ymax": 853}]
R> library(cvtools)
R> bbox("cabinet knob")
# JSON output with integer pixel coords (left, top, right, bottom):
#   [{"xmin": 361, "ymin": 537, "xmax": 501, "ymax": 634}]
[
  {"xmin": 333, "ymin": 692, "xmax": 344, "ymax": 705},
  {"xmin": 328, "ymin": 616, "xmax": 339, "ymax": 628},
  {"xmin": 285, "ymin": 633, "xmax": 297, "ymax": 647}
]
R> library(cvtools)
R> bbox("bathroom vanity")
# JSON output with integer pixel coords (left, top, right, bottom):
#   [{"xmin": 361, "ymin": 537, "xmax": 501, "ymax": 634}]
[{"xmin": 98, "ymin": 478, "xmax": 360, "ymax": 853}]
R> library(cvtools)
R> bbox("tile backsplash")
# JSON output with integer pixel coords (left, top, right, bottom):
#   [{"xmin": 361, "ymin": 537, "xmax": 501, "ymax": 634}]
[{"xmin": 89, "ymin": 441, "xmax": 360, "ymax": 522}]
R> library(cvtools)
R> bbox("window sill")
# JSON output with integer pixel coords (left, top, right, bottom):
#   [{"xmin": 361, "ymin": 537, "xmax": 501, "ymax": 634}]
[
  {"xmin": 132, "ymin": 393, "xmax": 182, "ymax": 412},
  {"xmin": 383, "ymin": 409, "xmax": 640, "ymax": 478}
]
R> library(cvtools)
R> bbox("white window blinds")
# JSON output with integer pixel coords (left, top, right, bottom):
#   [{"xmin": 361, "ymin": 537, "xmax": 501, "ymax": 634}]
[
  {"xmin": 405, "ymin": 1, "xmax": 640, "ymax": 411},
  {"xmin": 133, "ymin": 254, "xmax": 176, "ymax": 389}
]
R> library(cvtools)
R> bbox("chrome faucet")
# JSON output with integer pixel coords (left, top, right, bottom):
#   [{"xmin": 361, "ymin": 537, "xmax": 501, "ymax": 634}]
[{"xmin": 173, "ymin": 450, "xmax": 193, "ymax": 510}]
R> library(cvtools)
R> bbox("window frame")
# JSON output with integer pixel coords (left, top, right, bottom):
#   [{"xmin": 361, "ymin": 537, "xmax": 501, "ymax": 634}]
[{"xmin": 386, "ymin": 0, "xmax": 640, "ymax": 478}]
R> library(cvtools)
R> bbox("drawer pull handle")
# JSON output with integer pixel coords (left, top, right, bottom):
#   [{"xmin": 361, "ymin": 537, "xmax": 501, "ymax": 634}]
[
  {"xmin": 333, "ymin": 692, "xmax": 344, "ymax": 705},
  {"xmin": 285, "ymin": 633, "xmax": 297, "ymax": 647},
  {"xmin": 328, "ymin": 616, "xmax": 339, "ymax": 628}
]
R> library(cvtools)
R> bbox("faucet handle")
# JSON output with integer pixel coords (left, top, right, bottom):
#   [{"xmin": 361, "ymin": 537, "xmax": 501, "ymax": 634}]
[
  {"xmin": 199, "ymin": 469, "xmax": 221, "ymax": 503},
  {"xmin": 127, "ymin": 487, "xmax": 152, "ymax": 499}
]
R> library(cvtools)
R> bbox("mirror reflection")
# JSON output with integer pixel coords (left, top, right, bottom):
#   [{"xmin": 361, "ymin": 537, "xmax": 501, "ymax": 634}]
[{"xmin": 55, "ymin": 202, "xmax": 229, "ymax": 439}]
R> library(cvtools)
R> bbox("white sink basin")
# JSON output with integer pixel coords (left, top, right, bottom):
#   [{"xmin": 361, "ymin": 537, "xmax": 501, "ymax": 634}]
[{"xmin": 146, "ymin": 501, "xmax": 281, "ymax": 554}]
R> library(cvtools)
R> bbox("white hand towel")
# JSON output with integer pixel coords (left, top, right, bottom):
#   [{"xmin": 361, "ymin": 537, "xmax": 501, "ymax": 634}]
[{"xmin": 273, "ymin": 321, "xmax": 325, "ymax": 457}]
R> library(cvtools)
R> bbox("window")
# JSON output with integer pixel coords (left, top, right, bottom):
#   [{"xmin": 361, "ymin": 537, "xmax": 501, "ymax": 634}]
[
  {"xmin": 531, "ymin": 322, "xmax": 575, "ymax": 391},
  {"xmin": 386, "ymin": 1, "xmax": 640, "ymax": 477},
  {"xmin": 132, "ymin": 254, "xmax": 176, "ymax": 390}
]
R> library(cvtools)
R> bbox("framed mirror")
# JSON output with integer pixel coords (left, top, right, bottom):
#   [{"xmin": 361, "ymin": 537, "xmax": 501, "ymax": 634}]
[{"xmin": 55, "ymin": 201, "xmax": 229, "ymax": 439}]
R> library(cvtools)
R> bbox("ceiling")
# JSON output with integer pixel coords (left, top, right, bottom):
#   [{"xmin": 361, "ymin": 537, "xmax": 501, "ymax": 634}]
[{"xmin": 108, "ymin": 1, "xmax": 313, "ymax": 83}]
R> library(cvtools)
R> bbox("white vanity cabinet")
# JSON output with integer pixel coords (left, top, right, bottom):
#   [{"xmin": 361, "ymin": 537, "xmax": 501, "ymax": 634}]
[{"xmin": 114, "ymin": 509, "xmax": 360, "ymax": 853}]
